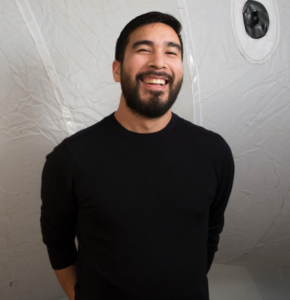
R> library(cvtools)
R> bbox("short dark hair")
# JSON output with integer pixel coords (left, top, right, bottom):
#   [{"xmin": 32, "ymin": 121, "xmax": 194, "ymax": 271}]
[{"xmin": 115, "ymin": 11, "xmax": 183, "ymax": 63}]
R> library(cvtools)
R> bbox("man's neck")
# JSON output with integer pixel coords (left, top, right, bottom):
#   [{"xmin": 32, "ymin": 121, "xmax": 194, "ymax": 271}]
[{"xmin": 114, "ymin": 97, "xmax": 172, "ymax": 134}]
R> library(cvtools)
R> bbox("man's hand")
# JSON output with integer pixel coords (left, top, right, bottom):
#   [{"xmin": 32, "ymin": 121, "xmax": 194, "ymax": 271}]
[{"xmin": 54, "ymin": 262, "xmax": 77, "ymax": 300}]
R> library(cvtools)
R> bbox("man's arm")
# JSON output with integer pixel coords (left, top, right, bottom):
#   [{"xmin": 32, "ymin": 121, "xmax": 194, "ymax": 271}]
[
  {"xmin": 207, "ymin": 137, "xmax": 235, "ymax": 272},
  {"xmin": 40, "ymin": 141, "xmax": 78, "ymax": 291},
  {"xmin": 54, "ymin": 263, "xmax": 77, "ymax": 300}
]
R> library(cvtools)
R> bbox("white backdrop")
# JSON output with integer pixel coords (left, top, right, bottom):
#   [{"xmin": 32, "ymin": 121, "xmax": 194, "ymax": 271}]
[{"xmin": 0, "ymin": 0, "xmax": 289, "ymax": 299}]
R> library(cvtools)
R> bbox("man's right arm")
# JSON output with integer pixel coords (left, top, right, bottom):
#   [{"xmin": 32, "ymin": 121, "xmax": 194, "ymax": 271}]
[
  {"xmin": 40, "ymin": 142, "xmax": 78, "ymax": 295},
  {"xmin": 54, "ymin": 263, "xmax": 77, "ymax": 300}
]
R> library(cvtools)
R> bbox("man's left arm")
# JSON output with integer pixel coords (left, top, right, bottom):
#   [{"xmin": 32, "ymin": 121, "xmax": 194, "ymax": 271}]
[{"xmin": 207, "ymin": 138, "xmax": 235, "ymax": 273}]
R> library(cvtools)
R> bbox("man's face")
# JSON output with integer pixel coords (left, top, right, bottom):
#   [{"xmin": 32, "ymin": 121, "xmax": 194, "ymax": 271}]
[{"xmin": 116, "ymin": 22, "xmax": 183, "ymax": 119}]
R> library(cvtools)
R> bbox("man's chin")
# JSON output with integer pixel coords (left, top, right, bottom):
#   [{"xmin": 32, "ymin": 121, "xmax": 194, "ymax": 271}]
[
  {"xmin": 139, "ymin": 91, "xmax": 170, "ymax": 105},
  {"xmin": 126, "ymin": 98, "xmax": 174, "ymax": 119}
]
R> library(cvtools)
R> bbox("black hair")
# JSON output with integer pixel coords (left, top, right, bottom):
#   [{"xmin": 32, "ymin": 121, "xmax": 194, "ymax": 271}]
[{"xmin": 115, "ymin": 11, "xmax": 183, "ymax": 62}]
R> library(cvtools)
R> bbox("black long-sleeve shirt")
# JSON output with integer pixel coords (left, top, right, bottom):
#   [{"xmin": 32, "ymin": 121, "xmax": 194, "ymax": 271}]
[{"xmin": 41, "ymin": 112, "xmax": 234, "ymax": 300}]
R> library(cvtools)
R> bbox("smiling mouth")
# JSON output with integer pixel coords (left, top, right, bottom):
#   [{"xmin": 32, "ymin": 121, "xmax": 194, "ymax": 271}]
[{"xmin": 141, "ymin": 78, "xmax": 169, "ymax": 86}]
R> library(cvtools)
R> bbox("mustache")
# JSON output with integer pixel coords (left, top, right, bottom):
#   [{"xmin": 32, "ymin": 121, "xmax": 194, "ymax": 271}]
[{"xmin": 136, "ymin": 71, "xmax": 174, "ymax": 84}]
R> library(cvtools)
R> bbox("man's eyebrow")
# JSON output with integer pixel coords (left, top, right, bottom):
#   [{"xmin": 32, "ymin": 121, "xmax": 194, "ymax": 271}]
[
  {"xmin": 131, "ymin": 40, "xmax": 181, "ymax": 52},
  {"xmin": 132, "ymin": 40, "xmax": 153, "ymax": 49},
  {"xmin": 166, "ymin": 42, "xmax": 181, "ymax": 52}
]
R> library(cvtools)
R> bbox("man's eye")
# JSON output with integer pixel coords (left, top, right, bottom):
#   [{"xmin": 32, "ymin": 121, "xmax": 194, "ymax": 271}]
[
  {"xmin": 167, "ymin": 52, "xmax": 177, "ymax": 56},
  {"xmin": 138, "ymin": 49, "xmax": 149, "ymax": 52}
]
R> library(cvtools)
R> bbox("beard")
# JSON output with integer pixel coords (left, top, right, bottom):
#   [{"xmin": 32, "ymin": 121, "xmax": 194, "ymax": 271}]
[{"xmin": 120, "ymin": 69, "xmax": 183, "ymax": 119}]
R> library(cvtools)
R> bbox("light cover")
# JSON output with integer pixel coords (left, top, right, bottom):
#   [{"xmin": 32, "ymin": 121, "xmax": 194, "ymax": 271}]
[{"xmin": 0, "ymin": 1, "xmax": 289, "ymax": 300}]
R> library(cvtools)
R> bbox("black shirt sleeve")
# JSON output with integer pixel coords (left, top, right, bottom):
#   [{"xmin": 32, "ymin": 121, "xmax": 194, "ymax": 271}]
[
  {"xmin": 40, "ymin": 141, "xmax": 78, "ymax": 270},
  {"xmin": 206, "ymin": 137, "xmax": 235, "ymax": 273}
]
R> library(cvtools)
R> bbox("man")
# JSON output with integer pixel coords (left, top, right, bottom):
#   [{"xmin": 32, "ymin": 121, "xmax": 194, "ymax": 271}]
[{"xmin": 41, "ymin": 11, "xmax": 234, "ymax": 300}]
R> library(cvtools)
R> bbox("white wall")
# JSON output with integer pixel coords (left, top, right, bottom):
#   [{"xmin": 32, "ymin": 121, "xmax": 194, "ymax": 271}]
[{"xmin": 208, "ymin": 264, "xmax": 290, "ymax": 300}]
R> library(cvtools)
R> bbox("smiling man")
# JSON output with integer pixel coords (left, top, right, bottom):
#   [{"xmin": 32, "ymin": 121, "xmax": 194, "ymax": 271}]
[{"xmin": 41, "ymin": 12, "xmax": 234, "ymax": 300}]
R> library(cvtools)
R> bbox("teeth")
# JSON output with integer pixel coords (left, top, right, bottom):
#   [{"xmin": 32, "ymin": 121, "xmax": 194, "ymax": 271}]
[{"xmin": 143, "ymin": 78, "xmax": 166, "ymax": 85}]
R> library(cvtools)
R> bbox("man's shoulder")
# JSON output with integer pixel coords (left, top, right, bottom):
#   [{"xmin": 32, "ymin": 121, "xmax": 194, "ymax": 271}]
[
  {"xmin": 175, "ymin": 115, "xmax": 234, "ymax": 175},
  {"xmin": 174, "ymin": 114, "xmax": 233, "ymax": 161},
  {"xmin": 175, "ymin": 114, "xmax": 226, "ymax": 145},
  {"xmin": 69, "ymin": 113, "xmax": 114, "ymax": 142},
  {"xmin": 47, "ymin": 113, "xmax": 114, "ymax": 158}
]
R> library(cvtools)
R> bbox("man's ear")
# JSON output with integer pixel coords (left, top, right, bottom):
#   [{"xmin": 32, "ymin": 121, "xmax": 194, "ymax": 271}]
[{"xmin": 112, "ymin": 60, "xmax": 121, "ymax": 82}]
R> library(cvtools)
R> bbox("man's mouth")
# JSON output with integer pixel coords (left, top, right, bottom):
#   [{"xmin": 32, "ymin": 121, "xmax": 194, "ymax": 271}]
[{"xmin": 141, "ymin": 77, "xmax": 169, "ymax": 86}]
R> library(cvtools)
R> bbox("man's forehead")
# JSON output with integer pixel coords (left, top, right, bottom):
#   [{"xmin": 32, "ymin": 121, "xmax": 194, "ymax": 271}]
[{"xmin": 128, "ymin": 23, "xmax": 180, "ymax": 45}]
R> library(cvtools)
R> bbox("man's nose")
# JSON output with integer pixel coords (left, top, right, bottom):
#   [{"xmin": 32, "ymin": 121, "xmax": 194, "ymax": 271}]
[{"xmin": 148, "ymin": 51, "xmax": 166, "ymax": 69}]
